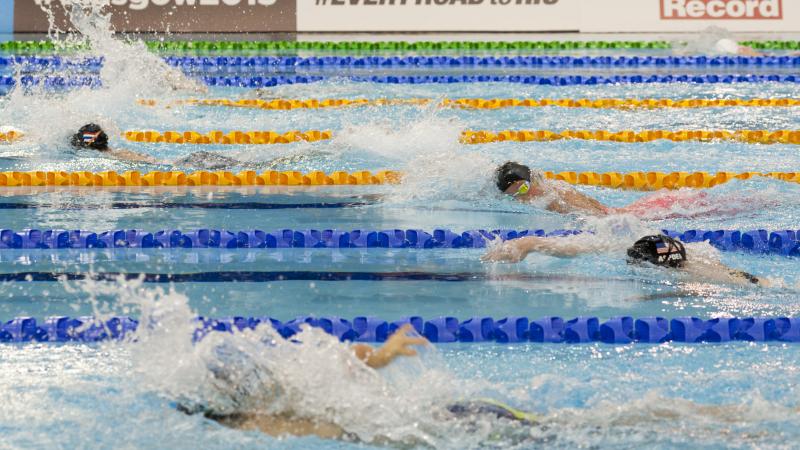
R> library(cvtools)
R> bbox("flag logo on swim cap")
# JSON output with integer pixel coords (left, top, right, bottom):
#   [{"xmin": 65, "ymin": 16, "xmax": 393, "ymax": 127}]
[
  {"xmin": 656, "ymin": 241, "xmax": 669, "ymax": 254},
  {"xmin": 83, "ymin": 131, "xmax": 100, "ymax": 144}
]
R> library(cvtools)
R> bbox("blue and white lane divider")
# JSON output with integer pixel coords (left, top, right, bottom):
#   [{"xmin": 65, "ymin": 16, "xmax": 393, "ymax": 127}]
[
  {"xmin": 0, "ymin": 229, "xmax": 799, "ymax": 255},
  {"xmin": 2, "ymin": 74, "xmax": 800, "ymax": 91},
  {"xmin": 5, "ymin": 55, "xmax": 800, "ymax": 69},
  {"xmin": 3, "ymin": 315, "xmax": 800, "ymax": 344}
]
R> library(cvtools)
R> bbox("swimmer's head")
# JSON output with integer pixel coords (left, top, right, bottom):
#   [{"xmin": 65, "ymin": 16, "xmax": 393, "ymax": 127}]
[
  {"xmin": 627, "ymin": 234, "xmax": 687, "ymax": 268},
  {"xmin": 71, "ymin": 123, "xmax": 109, "ymax": 151},
  {"xmin": 496, "ymin": 161, "xmax": 531, "ymax": 195}
]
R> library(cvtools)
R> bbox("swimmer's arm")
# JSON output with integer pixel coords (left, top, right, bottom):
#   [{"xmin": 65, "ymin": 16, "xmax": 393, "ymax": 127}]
[
  {"xmin": 548, "ymin": 186, "xmax": 610, "ymax": 216},
  {"xmin": 352, "ymin": 324, "xmax": 428, "ymax": 369},
  {"xmin": 481, "ymin": 236, "xmax": 600, "ymax": 263},
  {"xmin": 107, "ymin": 148, "xmax": 159, "ymax": 164},
  {"xmin": 737, "ymin": 45, "xmax": 763, "ymax": 57},
  {"xmin": 683, "ymin": 260, "xmax": 766, "ymax": 287}
]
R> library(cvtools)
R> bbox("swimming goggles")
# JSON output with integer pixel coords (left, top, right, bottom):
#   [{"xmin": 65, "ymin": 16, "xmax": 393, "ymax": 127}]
[{"xmin": 511, "ymin": 181, "xmax": 531, "ymax": 197}]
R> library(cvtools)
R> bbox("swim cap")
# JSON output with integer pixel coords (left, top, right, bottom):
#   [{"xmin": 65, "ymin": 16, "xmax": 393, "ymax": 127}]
[
  {"xmin": 71, "ymin": 123, "xmax": 109, "ymax": 151},
  {"xmin": 496, "ymin": 161, "xmax": 531, "ymax": 192},
  {"xmin": 714, "ymin": 38, "xmax": 740, "ymax": 55},
  {"xmin": 626, "ymin": 234, "xmax": 687, "ymax": 268}
]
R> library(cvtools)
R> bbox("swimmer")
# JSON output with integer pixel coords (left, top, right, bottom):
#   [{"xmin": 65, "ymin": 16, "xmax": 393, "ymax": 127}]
[
  {"xmin": 70, "ymin": 123, "xmax": 318, "ymax": 170},
  {"xmin": 189, "ymin": 324, "xmax": 537, "ymax": 443},
  {"xmin": 497, "ymin": 161, "xmax": 730, "ymax": 219},
  {"xmin": 713, "ymin": 38, "xmax": 763, "ymax": 56},
  {"xmin": 71, "ymin": 123, "xmax": 159, "ymax": 164},
  {"xmin": 482, "ymin": 233, "xmax": 766, "ymax": 287}
]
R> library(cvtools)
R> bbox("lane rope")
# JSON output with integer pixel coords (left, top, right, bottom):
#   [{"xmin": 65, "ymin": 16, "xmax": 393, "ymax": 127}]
[
  {"xmin": 123, "ymin": 130, "xmax": 332, "ymax": 145},
  {"xmin": 3, "ymin": 40, "xmax": 800, "ymax": 54},
  {"xmin": 200, "ymin": 74, "xmax": 800, "ymax": 88},
  {"xmin": 0, "ymin": 170, "xmax": 400, "ymax": 186},
  {"xmin": 0, "ymin": 170, "xmax": 797, "ymax": 189},
  {"xmin": 3, "ymin": 74, "xmax": 800, "ymax": 91},
  {"xmin": 462, "ymin": 129, "xmax": 800, "ymax": 145},
  {"xmin": 120, "ymin": 129, "xmax": 800, "ymax": 145},
  {"xmin": 0, "ymin": 228, "xmax": 796, "ymax": 254},
  {"xmin": 7, "ymin": 55, "xmax": 800, "ymax": 69},
  {"xmin": 138, "ymin": 97, "xmax": 800, "ymax": 110},
  {"xmin": 2, "ymin": 315, "xmax": 798, "ymax": 344}
]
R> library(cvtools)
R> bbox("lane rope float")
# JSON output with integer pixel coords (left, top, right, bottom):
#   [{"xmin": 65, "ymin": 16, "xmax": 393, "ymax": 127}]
[
  {"xmin": 0, "ymin": 170, "xmax": 400, "ymax": 186},
  {"xmin": 8, "ymin": 55, "xmax": 800, "ymax": 69},
  {"xmin": 123, "ymin": 130, "xmax": 332, "ymax": 145},
  {"xmin": 461, "ymin": 129, "xmax": 800, "ymax": 145},
  {"xmin": 0, "ymin": 40, "xmax": 671, "ymax": 53},
  {"xmin": 4, "ymin": 74, "xmax": 800, "ymax": 91},
  {"xmin": 138, "ymin": 97, "xmax": 800, "ymax": 111},
  {"xmin": 0, "ymin": 171, "xmax": 797, "ymax": 189},
  {"xmin": 3, "ymin": 40, "xmax": 800, "ymax": 54},
  {"xmin": 200, "ymin": 74, "xmax": 800, "ymax": 88},
  {"xmin": 2, "ymin": 315, "xmax": 799, "ymax": 344},
  {"xmin": 120, "ymin": 129, "xmax": 800, "ymax": 145},
  {"xmin": 0, "ymin": 228, "xmax": 796, "ymax": 254},
  {"xmin": 541, "ymin": 170, "xmax": 800, "ymax": 190}
]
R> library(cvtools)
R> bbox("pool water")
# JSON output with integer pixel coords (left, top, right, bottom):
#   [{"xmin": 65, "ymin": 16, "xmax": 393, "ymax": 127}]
[{"xmin": 1, "ymin": 13, "xmax": 800, "ymax": 448}]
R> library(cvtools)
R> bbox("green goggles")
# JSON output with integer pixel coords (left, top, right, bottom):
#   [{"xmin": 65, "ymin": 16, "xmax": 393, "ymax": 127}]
[{"xmin": 511, "ymin": 180, "xmax": 531, "ymax": 197}]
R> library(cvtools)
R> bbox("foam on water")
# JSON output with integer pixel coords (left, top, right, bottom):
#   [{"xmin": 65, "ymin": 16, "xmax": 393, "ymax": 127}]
[{"xmin": 0, "ymin": 0, "xmax": 203, "ymax": 156}]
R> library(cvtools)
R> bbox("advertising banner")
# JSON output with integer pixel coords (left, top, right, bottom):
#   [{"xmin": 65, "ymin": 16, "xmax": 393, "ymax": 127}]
[
  {"xmin": 580, "ymin": 0, "xmax": 800, "ymax": 32},
  {"xmin": 296, "ymin": 0, "xmax": 580, "ymax": 32},
  {"xmin": 13, "ymin": 0, "xmax": 297, "ymax": 33}
]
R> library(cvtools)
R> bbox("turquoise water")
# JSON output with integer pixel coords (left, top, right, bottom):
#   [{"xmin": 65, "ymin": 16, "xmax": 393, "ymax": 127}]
[{"xmin": 1, "ymin": 26, "xmax": 800, "ymax": 448}]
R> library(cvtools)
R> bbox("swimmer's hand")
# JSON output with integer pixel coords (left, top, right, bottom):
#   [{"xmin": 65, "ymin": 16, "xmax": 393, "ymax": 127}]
[
  {"xmin": 353, "ymin": 324, "xmax": 428, "ymax": 369},
  {"xmin": 481, "ymin": 240, "xmax": 529, "ymax": 263}
]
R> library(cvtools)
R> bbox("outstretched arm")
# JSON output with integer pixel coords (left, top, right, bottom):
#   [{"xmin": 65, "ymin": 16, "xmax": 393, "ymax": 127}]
[
  {"xmin": 351, "ymin": 324, "xmax": 428, "ymax": 369},
  {"xmin": 547, "ymin": 185, "xmax": 611, "ymax": 216},
  {"xmin": 108, "ymin": 148, "xmax": 159, "ymax": 164},
  {"xmin": 683, "ymin": 259, "xmax": 766, "ymax": 287},
  {"xmin": 481, "ymin": 236, "xmax": 601, "ymax": 263}
]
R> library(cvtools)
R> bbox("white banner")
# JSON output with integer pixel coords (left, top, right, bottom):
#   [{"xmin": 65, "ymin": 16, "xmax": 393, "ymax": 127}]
[
  {"xmin": 297, "ymin": 0, "xmax": 580, "ymax": 32},
  {"xmin": 580, "ymin": 0, "xmax": 800, "ymax": 32}
]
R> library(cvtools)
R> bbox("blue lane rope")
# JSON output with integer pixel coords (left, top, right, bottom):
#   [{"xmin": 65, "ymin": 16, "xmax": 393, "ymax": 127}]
[
  {"xmin": 0, "ymin": 229, "xmax": 797, "ymax": 255},
  {"xmin": 0, "ymin": 271, "xmax": 646, "ymax": 282},
  {"xmin": 2, "ymin": 74, "xmax": 800, "ymax": 91},
  {"xmin": 3, "ymin": 315, "xmax": 799, "ymax": 344},
  {"xmin": 201, "ymin": 74, "xmax": 800, "ymax": 88},
  {"xmin": 5, "ymin": 55, "xmax": 800, "ymax": 69}
]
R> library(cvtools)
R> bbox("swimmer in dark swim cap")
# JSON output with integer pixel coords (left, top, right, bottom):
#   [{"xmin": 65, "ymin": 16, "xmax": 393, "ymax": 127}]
[
  {"xmin": 69, "ymin": 124, "xmax": 316, "ymax": 170},
  {"xmin": 482, "ymin": 233, "xmax": 765, "ymax": 286},
  {"xmin": 71, "ymin": 123, "xmax": 159, "ymax": 164},
  {"xmin": 495, "ymin": 161, "xmax": 736, "ymax": 220},
  {"xmin": 71, "ymin": 123, "xmax": 109, "ymax": 151}
]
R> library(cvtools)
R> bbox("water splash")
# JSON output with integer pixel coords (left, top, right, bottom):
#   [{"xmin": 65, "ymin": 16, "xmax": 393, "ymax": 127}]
[
  {"xmin": 0, "ymin": 0, "xmax": 203, "ymax": 155},
  {"xmin": 63, "ymin": 276, "xmax": 536, "ymax": 448}
]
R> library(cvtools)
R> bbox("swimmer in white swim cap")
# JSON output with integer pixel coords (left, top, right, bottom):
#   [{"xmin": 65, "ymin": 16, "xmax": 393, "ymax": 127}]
[{"xmin": 714, "ymin": 38, "xmax": 763, "ymax": 56}]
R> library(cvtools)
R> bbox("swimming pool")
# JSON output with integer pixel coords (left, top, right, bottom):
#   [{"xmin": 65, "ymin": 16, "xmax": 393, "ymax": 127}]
[{"xmin": 2, "ymin": 22, "xmax": 800, "ymax": 448}]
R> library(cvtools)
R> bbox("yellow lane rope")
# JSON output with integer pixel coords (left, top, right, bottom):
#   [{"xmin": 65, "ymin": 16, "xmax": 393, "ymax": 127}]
[
  {"xmin": 121, "ymin": 129, "xmax": 800, "ymax": 145},
  {"xmin": 138, "ymin": 98, "xmax": 800, "ymax": 110},
  {"xmin": 123, "ymin": 130, "xmax": 332, "ymax": 145},
  {"xmin": 0, "ymin": 170, "xmax": 796, "ymax": 190},
  {"xmin": 543, "ymin": 171, "xmax": 799, "ymax": 190},
  {"xmin": 0, "ymin": 170, "xmax": 400, "ymax": 187},
  {"xmin": 0, "ymin": 131, "xmax": 24, "ymax": 143},
  {"xmin": 461, "ymin": 130, "xmax": 800, "ymax": 145}
]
